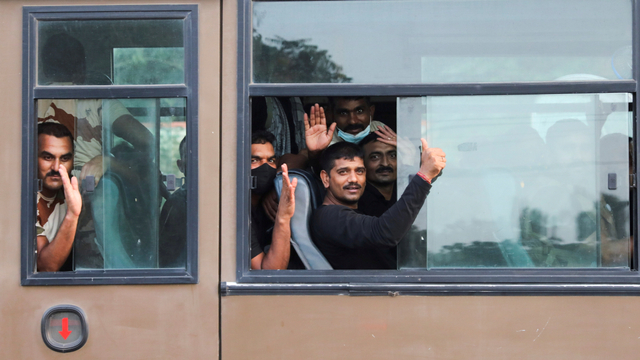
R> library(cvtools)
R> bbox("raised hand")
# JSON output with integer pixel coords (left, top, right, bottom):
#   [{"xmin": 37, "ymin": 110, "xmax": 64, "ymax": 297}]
[
  {"xmin": 277, "ymin": 163, "xmax": 298, "ymax": 220},
  {"xmin": 374, "ymin": 125, "xmax": 417, "ymax": 166},
  {"xmin": 419, "ymin": 139, "xmax": 446, "ymax": 181},
  {"xmin": 59, "ymin": 164, "xmax": 82, "ymax": 218},
  {"xmin": 373, "ymin": 125, "xmax": 398, "ymax": 147},
  {"xmin": 304, "ymin": 103, "xmax": 336, "ymax": 154}
]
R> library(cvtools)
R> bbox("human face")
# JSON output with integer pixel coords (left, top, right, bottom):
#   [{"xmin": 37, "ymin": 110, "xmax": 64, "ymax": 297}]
[
  {"xmin": 321, "ymin": 157, "xmax": 366, "ymax": 207},
  {"xmin": 37, "ymin": 134, "xmax": 74, "ymax": 195},
  {"xmin": 332, "ymin": 98, "xmax": 375, "ymax": 135},
  {"xmin": 363, "ymin": 140, "xmax": 397, "ymax": 186},
  {"xmin": 250, "ymin": 143, "xmax": 277, "ymax": 170}
]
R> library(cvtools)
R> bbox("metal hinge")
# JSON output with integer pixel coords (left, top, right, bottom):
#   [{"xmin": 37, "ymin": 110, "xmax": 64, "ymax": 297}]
[{"xmin": 631, "ymin": 174, "xmax": 636, "ymax": 189}]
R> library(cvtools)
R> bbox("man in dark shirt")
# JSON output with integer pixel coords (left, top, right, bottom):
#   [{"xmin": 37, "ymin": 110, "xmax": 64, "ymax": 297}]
[
  {"xmin": 249, "ymin": 131, "xmax": 298, "ymax": 270},
  {"xmin": 358, "ymin": 132, "xmax": 397, "ymax": 217},
  {"xmin": 159, "ymin": 137, "xmax": 188, "ymax": 268},
  {"xmin": 310, "ymin": 140, "xmax": 446, "ymax": 269}
]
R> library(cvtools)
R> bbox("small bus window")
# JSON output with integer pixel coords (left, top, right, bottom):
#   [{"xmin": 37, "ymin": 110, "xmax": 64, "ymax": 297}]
[
  {"xmin": 36, "ymin": 97, "xmax": 187, "ymax": 270},
  {"xmin": 38, "ymin": 19, "xmax": 184, "ymax": 86},
  {"xmin": 24, "ymin": 5, "xmax": 197, "ymax": 284}
]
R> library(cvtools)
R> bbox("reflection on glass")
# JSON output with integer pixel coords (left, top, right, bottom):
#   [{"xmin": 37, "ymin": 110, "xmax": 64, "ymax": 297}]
[
  {"xmin": 396, "ymin": 93, "xmax": 632, "ymax": 268},
  {"xmin": 38, "ymin": 20, "xmax": 184, "ymax": 85},
  {"xmin": 253, "ymin": 0, "xmax": 632, "ymax": 83},
  {"xmin": 36, "ymin": 98, "xmax": 187, "ymax": 270},
  {"xmin": 114, "ymin": 48, "xmax": 185, "ymax": 85}
]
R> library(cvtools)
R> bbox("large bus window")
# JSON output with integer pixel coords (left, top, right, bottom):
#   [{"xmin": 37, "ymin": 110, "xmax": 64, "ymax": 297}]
[
  {"xmin": 396, "ymin": 93, "xmax": 632, "ymax": 269},
  {"xmin": 236, "ymin": 0, "xmax": 639, "ymax": 292},
  {"xmin": 250, "ymin": 95, "xmax": 632, "ymax": 271},
  {"xmin": 23, "ymin": 5, "xmax": 197, "ymax": 284},
  {"xmin": 252, "ymin": 0, "xmax": 632, "ymax": 84}
]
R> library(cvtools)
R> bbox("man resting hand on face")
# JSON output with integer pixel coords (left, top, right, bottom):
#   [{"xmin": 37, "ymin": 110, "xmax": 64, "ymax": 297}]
[{"xmin": 36, "ymin": 122, "xmax": 82, "ymax": 272}]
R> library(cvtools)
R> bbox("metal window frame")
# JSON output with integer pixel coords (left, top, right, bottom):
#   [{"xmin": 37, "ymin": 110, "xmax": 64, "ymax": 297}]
[
  {"xmin": 21, "ymin": 5, "xmax": 199, "ymax": 286},
  {"xmin": 229, "ymin": 0, "xmax": 640, "ymax": 295}
]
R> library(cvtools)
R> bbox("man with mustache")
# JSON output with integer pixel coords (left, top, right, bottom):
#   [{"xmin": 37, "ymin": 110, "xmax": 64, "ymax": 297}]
[
  {"xmin": 358, "ymin": 131, "xmax": 398, "ymax": 217},
  {"xmin": 36, "ymin": 122, "xmax": 82, "ymax": 272},
  {"xmin": 304, "ymin": 98, "xmax": 385, "ymax": 163},
  {"xmin": 310, "ymin": 139, "xmax": 446, "ymax": 269},
  {"xmin": 328, "ymin": 97, "xmax": 385, "ymax": 146}
]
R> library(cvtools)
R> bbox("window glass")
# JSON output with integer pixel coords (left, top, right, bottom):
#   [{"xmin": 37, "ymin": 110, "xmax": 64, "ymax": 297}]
[
  {"xmin": 396, "ymin": 93, "xmax": 633, "ymax": 269},
  {"xmin": 253, "ymin": 0, "xmax": 632, "ymax": 83},
  {"xmin": 38, "ymin": 20, "xmax": 184, "ymax": 85},
  {"xmin": 113, "ymin": 48, "xmax": 185, "ymax": 85},
  {"xmin": 36, "ymin": 98, "xmax": 187, "ymax": 270}
]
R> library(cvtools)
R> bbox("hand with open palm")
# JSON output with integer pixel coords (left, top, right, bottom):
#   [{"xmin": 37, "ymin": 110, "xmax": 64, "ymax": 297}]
[{"xmin": 304, "ymin": 103, "xmax": 336, "ymax": 155}]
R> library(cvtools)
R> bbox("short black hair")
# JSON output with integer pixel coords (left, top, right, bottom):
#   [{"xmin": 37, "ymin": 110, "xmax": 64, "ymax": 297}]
[
  {"xmin": 41, "ymin": 33, "xmax": 86, "ymax": 84},
  {"xmin": 38, "ymin": 122, "xmax": 74, "ymax": 151},
  {"xmin": 251, "ymin": 130, "xmax": 276, "ymax": 146},
  {"xmin": 328, "ymin": 96, "xmax": 371, "ymax": 111},
  {"xmin": 358, "ymin": 132, "xmax": 380, "ymax": 148},
  {"xmin": 320, "ymin": 142, "xmax": 364, "ymax": 174},
  {"xmin": 179, "ymin": 136, "xmax": 187, "ymax": 160}
]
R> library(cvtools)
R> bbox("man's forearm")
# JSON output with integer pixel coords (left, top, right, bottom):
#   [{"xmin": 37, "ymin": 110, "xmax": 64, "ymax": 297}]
[
  {"xmin": 37, "ymin": 214, "xmax": 78, "ymax": 272},
  {"xmin": 322, "ymin": 175, "xmax": 431, "ymax": 249},
  {"xmin": 261, "ymin": 216, "xmax": 292, "ymax": 270}
]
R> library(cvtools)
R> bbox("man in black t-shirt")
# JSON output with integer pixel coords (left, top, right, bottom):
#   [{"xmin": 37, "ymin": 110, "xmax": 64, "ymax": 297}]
[
  {"xmin": 309, "ymin": 140, "xmax": 446, "ymax": 270},
  {"xmin": 249, "ymin": 131, "xmax": 298, "ymax": 270},
  {"xmin": 358, "ymin": 132, "xmax": 398, "ymax": 217}
]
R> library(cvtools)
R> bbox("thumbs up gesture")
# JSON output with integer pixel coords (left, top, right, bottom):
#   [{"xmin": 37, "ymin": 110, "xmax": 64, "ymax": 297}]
[{"xmin": 419, "ymin": 139, "xmax": 446, "ymax": 182}]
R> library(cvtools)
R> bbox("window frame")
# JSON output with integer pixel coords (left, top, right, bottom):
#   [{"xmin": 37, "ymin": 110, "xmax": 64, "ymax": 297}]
[
  {"xmin": 21, "ymin": 5, "xmax": 199, "ymax": 286},
  {"xmin": 230, "ymin": 0, "xmax": 640, "ymax": 296},
  {"xmin": 228, "ymin": 0, "xmax": 640, "ymax": 295}
]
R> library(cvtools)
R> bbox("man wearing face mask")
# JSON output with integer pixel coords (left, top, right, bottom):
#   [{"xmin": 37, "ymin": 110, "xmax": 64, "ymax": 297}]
[
  {"xmin": 304, "ymin": 99, "xmax": 387, "ymax": 172},
  {"xmin": 250, "ymin": 131, "xmax": 299, "ymax": 270},
  {"xmin": 329, "ymin": 97, "xmax": 385, "ymax": 146}
]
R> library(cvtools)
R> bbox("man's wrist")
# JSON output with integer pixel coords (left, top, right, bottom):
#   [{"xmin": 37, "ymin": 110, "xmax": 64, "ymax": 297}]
[
  {"xmin": 275, "ymin": 213, "xmax": 293, "ymax": 223},
  {"xmin": 416, "ymin": 171, "xmax": 431, "ymax": 184}
]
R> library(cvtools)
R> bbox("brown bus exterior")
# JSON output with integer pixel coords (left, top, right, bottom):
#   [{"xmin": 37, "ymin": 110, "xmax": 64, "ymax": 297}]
[{"xmin": 2, "ymin": 0, "xmax": 640, "ymax": 359}]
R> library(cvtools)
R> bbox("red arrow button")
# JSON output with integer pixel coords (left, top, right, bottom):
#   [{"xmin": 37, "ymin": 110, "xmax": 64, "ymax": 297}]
[{"xmin": 59, "ymin": 317, "xmax": 72, "ymax": 340}]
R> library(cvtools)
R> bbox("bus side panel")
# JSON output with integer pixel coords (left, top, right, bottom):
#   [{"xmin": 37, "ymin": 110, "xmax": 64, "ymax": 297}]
[
  {"xmin": 0, "ymin": 1, "xmax": 221, "ymax": 359},
  {"xmin": 222, "ymin": 295, "xmax": 640, "ymax": 359}
]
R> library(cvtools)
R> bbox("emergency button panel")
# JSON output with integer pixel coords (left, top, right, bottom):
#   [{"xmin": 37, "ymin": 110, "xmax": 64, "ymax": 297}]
[{"xmin": 41, "ymin": 305, "xmax": 88, "ymax": 353}]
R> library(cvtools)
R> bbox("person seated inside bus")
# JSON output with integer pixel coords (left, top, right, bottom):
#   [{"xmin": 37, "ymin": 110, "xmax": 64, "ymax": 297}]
[
  {"xmin": 36, "ymin": 122, "xmax": 82, "ymax": 272},
  {"xmin": 38, "ymin": 32, "xmax": 154, "ymax": 190},
  {"xmin": 261, "ymin": 97, "xmax": 385, "ymax": 220},
  {"xmin": 250, "ymin": 130, "xmax": 299, "ymax": 270},
  {"xmin": 309, "ymin": 140, "xmax": 446, "ymax": 270},
  {"xmin": 304, "ymin": 97, "xmax": 384, "ymax": 161},
  {"xmin": 159, "ymin": 137, "xmax": 188, "ymax": 268},
  {"xmin": 358, "ymin": 130, "xmax": 398, "ymax": 217}
]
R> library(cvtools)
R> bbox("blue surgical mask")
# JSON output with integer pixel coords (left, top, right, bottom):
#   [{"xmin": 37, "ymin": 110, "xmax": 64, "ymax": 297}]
[{"xmin": 338, "ymin": 124, "xmax": 371, "ymax": 144}]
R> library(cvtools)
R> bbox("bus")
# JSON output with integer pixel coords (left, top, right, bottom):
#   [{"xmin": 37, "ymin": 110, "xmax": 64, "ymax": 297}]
[{"xmin": 2, "ymin": 0, "xmax": 639, "ymax": 358}]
